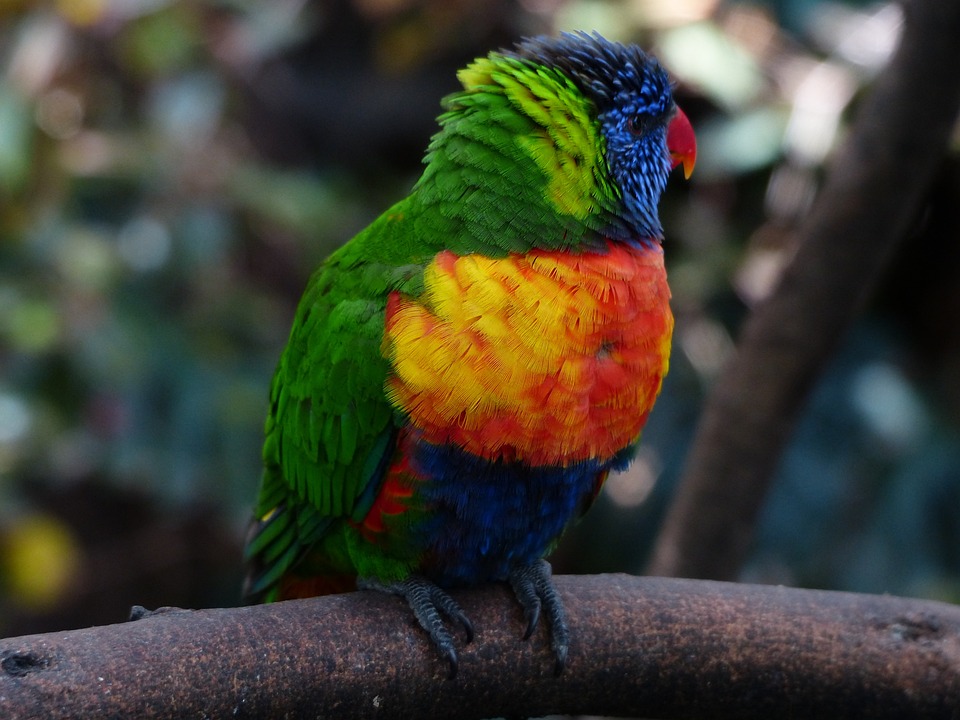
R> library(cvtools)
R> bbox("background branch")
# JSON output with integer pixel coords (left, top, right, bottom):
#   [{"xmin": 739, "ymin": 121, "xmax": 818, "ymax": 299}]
[
  {"xmin": 648, "ymin": 0, "xmax": 960, "ymax": 580},
  {"xmin": 2, "ymin": 575, "xmax": 959, "ymax": 719}
]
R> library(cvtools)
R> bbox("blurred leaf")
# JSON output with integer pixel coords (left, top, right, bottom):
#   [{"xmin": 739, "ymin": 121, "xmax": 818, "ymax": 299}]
[
  {"xmin": 118, "ymin": 5, "xmax": 202, "ymax": 77},
  {"xmin": 556, "ymin": 0, "xmax": 635, "ymax": 40},
  {"xmin": 694, "ymin": 107, "xmax": 789, "ymax": 179},
  {"xmin": 2, "ymin": 513, "xmax": 81, "ymax": 609},
  {"xmin": 0, "ymin": 82, "xmax": 34, "ymax": 193},
  {"xmin": 228, "ymin": 164, "xmax": 370, "ymax": 254},
  {"xmin": 658, "ymin": 21, "xmax": 765, "ymax": 111},
  {"xmin": 55, "ymin": 0, "xmax": 108, "ymax": 27},
  {"xmin": 0, "ymin": 391, "xmax": 32, "ymax": 477},
  {"xmin": 1, "ymin": 295, "xmax": 61, "ymax": 353},
  {"xmin": 147, "ymin": 72, "xmax": 225, "ymax": 146},
  {"xmin": 55, "ymin": 226, "xmax": 120, "ymax": 290}
]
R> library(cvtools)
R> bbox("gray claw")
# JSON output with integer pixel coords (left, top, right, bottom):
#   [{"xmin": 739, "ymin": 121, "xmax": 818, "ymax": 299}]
[
  {"xmin": 508, "ymin": 560, "xmax": 569, "ymax": 675},
  {"xmin": 359, "ymin": 575, "xmax": 473, "ymax": 679}
]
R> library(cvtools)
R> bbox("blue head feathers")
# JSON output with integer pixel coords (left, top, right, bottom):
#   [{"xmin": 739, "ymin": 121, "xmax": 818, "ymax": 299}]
[{"xmin": 512, "ymin": 31, "xmax": 678, "ymax": 241}]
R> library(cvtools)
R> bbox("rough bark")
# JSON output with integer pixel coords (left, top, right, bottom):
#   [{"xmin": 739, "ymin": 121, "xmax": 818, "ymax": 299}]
[
  {"xmin": 648, "ymin": 0, "xmax": 960, "ymax": 580},
  {"xmin": 2, "ymin": 575, "xmax": 959, "ymax": 719}
]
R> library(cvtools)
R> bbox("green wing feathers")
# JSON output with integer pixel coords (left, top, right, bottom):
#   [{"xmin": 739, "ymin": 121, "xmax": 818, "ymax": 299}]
[{"xmin": 243, "ymin": 206, "xmax": 424, "ymax": 601}]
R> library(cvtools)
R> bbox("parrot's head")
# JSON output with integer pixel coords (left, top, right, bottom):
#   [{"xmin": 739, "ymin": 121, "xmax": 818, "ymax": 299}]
[
  {"xmin": 433, "ymin": 32, "xmax": 696, "ymax": 248},
  {"xmin": 509, "ymin": 32, "xmax": 696, "ymax": 242}
]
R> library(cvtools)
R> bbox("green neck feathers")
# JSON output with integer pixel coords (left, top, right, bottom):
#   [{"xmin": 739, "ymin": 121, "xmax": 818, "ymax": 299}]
[{"xmin": 411, "ymin": 53, "xmax": 621, "ymax": 256}]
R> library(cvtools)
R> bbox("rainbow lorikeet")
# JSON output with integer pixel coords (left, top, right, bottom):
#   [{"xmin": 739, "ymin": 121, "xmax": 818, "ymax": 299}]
[{"xmin": 243, "ymin": 31, "xmax": 696, "ymax": 677}]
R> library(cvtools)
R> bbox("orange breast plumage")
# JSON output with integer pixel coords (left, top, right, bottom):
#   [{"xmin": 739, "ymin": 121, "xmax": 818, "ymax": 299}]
[{"xmin": 382, "ymin": 240, "xmax": 673, "ymax": 466}]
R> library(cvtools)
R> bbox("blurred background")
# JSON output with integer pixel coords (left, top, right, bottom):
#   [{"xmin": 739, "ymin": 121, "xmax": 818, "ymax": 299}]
[{"xmin": 1, "ymin": 0, "xmax": 958, "ymax": 639}]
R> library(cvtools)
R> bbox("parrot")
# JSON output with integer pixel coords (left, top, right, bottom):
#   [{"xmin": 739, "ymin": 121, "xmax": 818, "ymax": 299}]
[{"xmin": 243, "ymin": 30, "xmax": 696, "ymax": 678}]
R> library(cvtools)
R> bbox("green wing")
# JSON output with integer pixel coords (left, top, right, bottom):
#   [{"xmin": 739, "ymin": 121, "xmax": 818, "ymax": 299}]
[{"xmin": 243, "ymin": 203, "xmax": 426, "ymax": 601}]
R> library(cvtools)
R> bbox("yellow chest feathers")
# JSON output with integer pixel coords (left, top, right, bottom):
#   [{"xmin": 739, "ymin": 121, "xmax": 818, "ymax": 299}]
[{"xmin": 383, "ymin": 241, "xmax": 673, "ymax": 465}]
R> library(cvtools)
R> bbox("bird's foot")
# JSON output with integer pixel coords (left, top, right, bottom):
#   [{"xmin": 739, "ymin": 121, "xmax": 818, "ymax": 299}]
[
  {"xmin": 358, "ymin": 575, "xmax": 474, "ymax": 679},
  {"xmin": 508, "ymin": 560, "xmax": 568, "ymax": 675}
]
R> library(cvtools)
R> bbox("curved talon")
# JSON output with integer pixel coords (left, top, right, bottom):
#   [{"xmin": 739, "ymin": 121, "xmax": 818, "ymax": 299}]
[
  {"xmin": 508, "ymin": 568, "xmax": 542, "ymax": 639},
  {"xmin": 442, "ymin": 647, "xmax": 459, "ymax": 681},
  {"xmin": 523, "ymin": 604, "xmax": 541, "ymax": 640},
  {"xmin": 430, "ymin": 583, "xmax": 475, "ymax": 643},
  {"xmin": 462, "ymin": 618, "xmax": 475, "ymax": 644},
  {"xmin": 358, "ymin": 575, "xmax": 472, "ymax": 680},
  {"xmin": 508, "ymin": 560, "xmax": 569, "ymax": 674}
]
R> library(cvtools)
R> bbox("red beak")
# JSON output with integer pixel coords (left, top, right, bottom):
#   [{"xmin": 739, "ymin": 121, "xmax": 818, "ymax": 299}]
[{"xmin": 667, "ymin": 106, "xmax": 696, "ymax": 179}]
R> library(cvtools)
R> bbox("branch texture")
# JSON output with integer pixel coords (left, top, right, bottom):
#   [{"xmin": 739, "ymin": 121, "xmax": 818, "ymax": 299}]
[
  {"xmin": 648, "ymin": 0, "xmax": 960, "ymax": 580},
  {"xmin": 2, "ymin": 575, "xmax": 959, "ymax": 719}
]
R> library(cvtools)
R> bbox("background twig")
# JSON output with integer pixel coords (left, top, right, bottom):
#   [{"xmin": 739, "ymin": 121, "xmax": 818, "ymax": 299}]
[{"xmin": 648, "ymin": 0, "xmax": 960, "ymax": 580}]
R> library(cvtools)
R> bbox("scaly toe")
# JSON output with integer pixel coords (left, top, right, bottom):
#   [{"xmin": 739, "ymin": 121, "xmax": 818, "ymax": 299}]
[
  {"xmin": 359, "ymin": 575, "xmax": 472, "ymax": 679},
  {"xmin": 508, "ymin": 560, "xmax": 569, "ymax": 674}
]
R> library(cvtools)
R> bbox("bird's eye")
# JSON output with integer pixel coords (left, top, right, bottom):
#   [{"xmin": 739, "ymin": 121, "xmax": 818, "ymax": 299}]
[{"xmin": 626, "ymin": 113, "xmax": 652, "ymax": 136}]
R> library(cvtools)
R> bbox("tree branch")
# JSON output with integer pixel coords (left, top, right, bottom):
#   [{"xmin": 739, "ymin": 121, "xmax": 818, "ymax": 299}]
[
  {"xmin": 2, "ymin": 575, "xmax": 958, "ymax": 719},
  {"xmin": 648, "ymin": 0, "xmax": 960, "ymax": 580}
]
